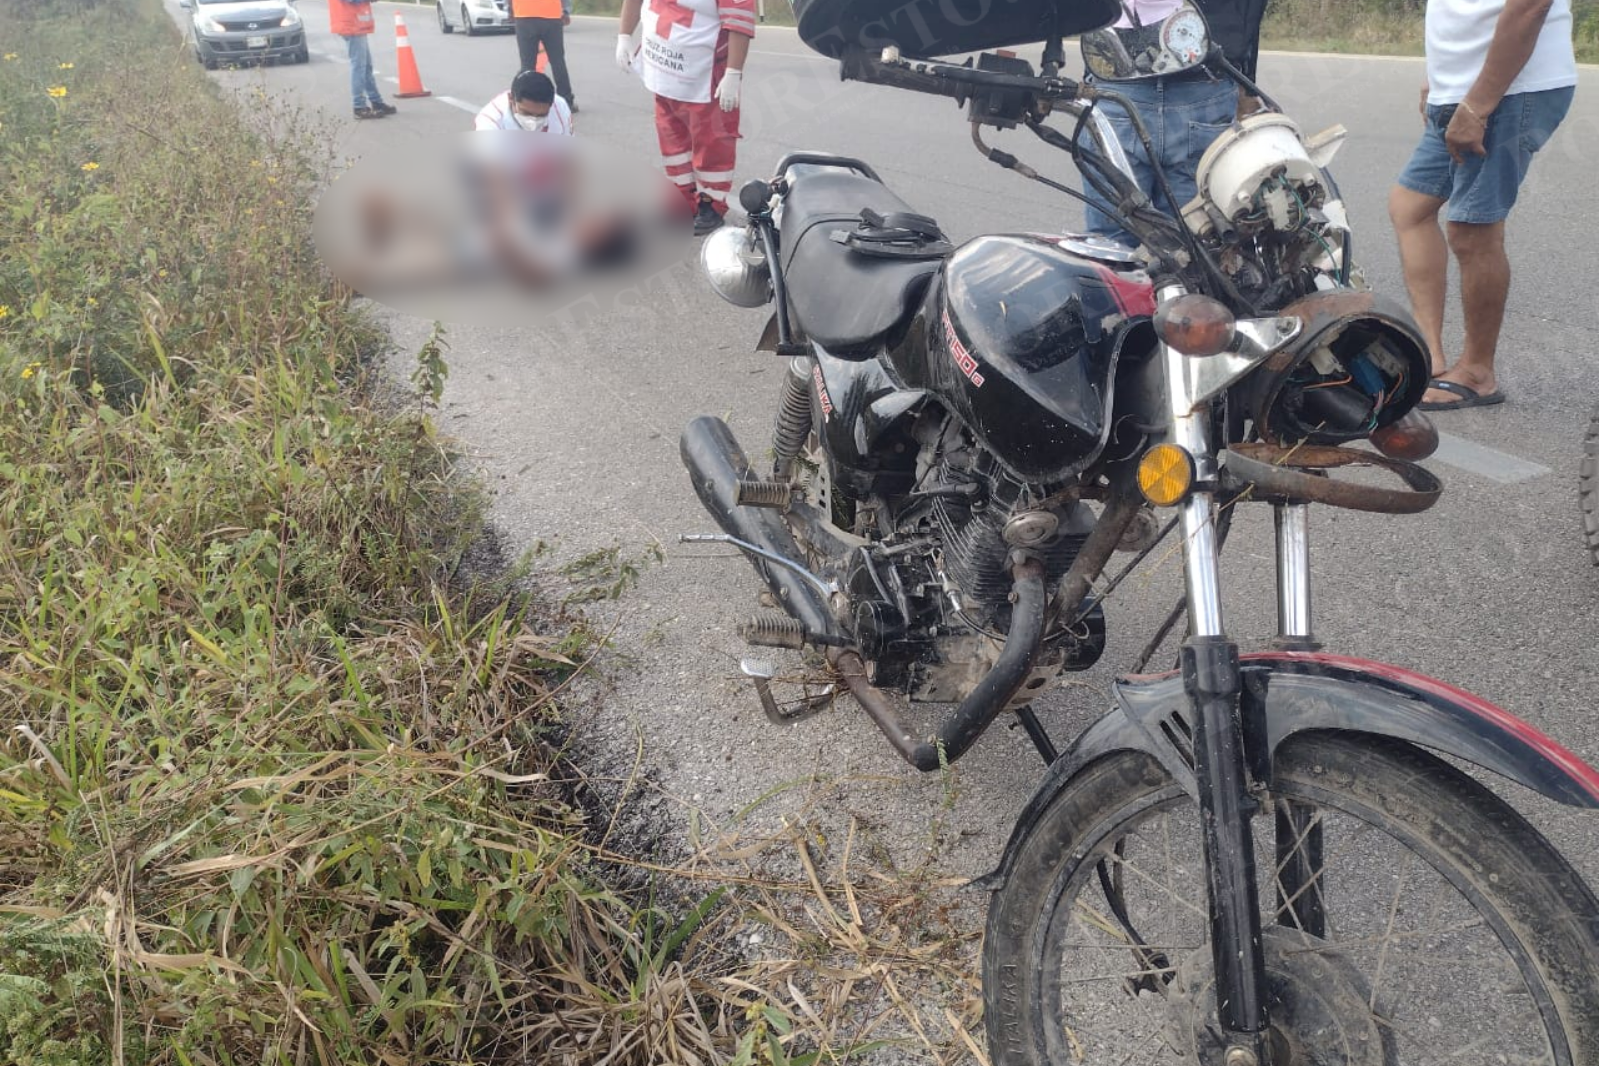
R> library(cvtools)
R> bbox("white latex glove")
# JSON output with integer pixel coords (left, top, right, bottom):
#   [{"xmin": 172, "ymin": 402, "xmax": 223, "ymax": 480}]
[
  {"xmin": 715, "ymin": 68, "xmax": 742, "ymax": 112},
  {"xmin": 615, "ymin": 33, "xmax": 635, "ymax": 73}
]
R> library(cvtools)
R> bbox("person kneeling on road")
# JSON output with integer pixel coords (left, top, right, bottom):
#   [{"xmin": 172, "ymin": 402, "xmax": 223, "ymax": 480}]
[{"xmin": 475, "ymin": 69, "xmax": 576, "ymax": 133}]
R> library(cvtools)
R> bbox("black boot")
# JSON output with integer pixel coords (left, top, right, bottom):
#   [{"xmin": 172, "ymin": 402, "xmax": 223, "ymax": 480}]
[{"xmin": 693, "ymin": 195, "xmax": 724, "ymax": 237}]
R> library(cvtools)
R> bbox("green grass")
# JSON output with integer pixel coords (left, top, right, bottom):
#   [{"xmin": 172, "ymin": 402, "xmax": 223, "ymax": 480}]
[{"xmin": 0, "ymin": 2, "xmax": 743, "ymax": 1063}]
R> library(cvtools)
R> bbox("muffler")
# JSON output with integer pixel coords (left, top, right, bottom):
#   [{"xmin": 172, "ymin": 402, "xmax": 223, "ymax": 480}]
[{"xmin": 680, "ymin": 416, "xmax": 843, "ymax": 643}]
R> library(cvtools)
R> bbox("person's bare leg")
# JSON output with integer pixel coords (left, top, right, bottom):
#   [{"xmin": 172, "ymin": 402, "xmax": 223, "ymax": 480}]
[
  {"xmin": 1422, "ymin": 219, "xmax": 1509, "ymax": 403},
  {"xmin": 1388, "ymin": 185, "xmax": 1450, "ymax": 376}
]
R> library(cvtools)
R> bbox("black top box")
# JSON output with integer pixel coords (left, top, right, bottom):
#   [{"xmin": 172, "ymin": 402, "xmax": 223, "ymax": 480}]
[{"xmin": 793, "ymin": 0, "xmax": 1123, "ymax": 59}]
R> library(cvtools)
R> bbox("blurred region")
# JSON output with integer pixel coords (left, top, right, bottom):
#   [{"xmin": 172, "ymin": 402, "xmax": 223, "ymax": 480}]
[{"xmin": 315, "ymin": 135, "xmax": 690, "ymax": 326}]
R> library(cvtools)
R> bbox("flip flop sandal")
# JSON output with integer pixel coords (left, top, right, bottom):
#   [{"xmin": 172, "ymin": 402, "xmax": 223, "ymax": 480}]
[{"xmin": 1418, "ymin": 378, "xmax": 1506, "ymax": 411}]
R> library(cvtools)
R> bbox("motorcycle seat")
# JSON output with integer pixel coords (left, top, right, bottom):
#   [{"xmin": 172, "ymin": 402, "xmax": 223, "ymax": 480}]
[{"xmin": 778, "ymin": 172, "xmax": 948, "ymax": 355}]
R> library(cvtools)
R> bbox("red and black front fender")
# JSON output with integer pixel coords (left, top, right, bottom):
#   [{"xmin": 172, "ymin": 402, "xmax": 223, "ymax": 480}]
[{"xmin": 979, "ymin": 651, "xmax": 1599, "ymax": 889}]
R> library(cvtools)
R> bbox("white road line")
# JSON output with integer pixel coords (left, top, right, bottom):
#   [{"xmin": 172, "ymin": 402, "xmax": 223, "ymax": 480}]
[
  {"xmin": 1432, "ymin": 432, "xmax": 1551, "ymax": 485},
  {"xmin": 435, "ymin": 95, "xmax": 478, "ymax": 114}
]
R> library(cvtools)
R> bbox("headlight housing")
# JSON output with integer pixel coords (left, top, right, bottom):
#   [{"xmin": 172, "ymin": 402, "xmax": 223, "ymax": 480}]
[
  {"xmin": 701, "ymin": 226, "xmax": 771, "ymax": 309},
  {"xmin": 280, "ymin": 8, "xmax": 301, "ymax": 26},
  {"xmin": 196, "ymin": 15, "xmax": 224, "ymax": 33},
  {"xmin": 1238, "ymin": 290, "xmax": 1430, "ymax": 446}
]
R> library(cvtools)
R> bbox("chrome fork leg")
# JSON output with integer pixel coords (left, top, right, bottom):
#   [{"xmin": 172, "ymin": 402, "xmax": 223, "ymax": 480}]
[
  {"xmin": 1272, "ymin": 501, "xmax": 1327, "ymax": 939},
  {"xmin": 1179, "ymin": 491, "xmax": 1269, "ymax": 1049},
  {"xmin": 1274, "ymin": 502, "xmax": 1314, "ymax": 646},
  {"xmin": 1159, "ymin": 280, "xmax": 1271, "ymax": 1054}
]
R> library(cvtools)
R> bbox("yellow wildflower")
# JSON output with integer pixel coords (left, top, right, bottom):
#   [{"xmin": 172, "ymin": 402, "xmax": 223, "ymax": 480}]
[
  {"xmin": 2, "ymin": 54, "xmax": 17, "ymax": 62},
  {"xmin": 80, "ymin": 161, "xmax": 98, "ymax": 171},
  {"xmin": 46, "ymin": 86, "xmax": 67, "ymax": 98},
  {"xmin": 0, "ymin": 306, "xmax": 10, "ymax": 319},
  {"xmin": 158, "ymin": 269, "xmax": 169, "ymax": 278},
  {"xmin": 58, "ymin": 62, "xmax": 74, "ymax": 70},
  {"xmin": 21, "ymin": 362, "xmax": 42, "ymax": 380}
]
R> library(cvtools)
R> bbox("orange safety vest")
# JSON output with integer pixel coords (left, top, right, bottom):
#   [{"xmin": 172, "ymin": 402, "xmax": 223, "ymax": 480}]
[
  {"xmin": 511, "ymin": 0, "xmax": 562, "ymax": 18},
  {"xmin": 329, "ymin": 0, "xmax": 376, "ymax": 36}
]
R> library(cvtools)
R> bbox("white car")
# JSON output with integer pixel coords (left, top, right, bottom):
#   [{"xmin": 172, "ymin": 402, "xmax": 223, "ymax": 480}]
[
  {"xmin": 181, "ymin": 0, "xmax": 308, "ymax": 69},
  {"xmin": 437, "ymin": 0, "xmax": 514, "ymax": 36}
]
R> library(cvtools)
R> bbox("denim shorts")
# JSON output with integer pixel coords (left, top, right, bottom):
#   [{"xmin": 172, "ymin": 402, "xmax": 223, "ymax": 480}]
[{"xmin": 1397, "ymin": 86, "xmax": 1573, "ymax": 224}]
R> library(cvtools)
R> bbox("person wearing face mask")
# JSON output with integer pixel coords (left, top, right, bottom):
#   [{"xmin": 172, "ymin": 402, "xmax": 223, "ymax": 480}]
[{"xmin": 474, "ymin": 69, "xmax": 576, "ymax": 134}]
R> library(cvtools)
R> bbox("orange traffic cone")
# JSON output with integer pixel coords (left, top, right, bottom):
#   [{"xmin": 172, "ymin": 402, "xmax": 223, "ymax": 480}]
[
  {"xmin": 535, "ymin": 43, "xmax": 548, "ymax": 76},
  {"xmin": 394, "ymin": 13, "xmax": 431, "ymax": 99}
]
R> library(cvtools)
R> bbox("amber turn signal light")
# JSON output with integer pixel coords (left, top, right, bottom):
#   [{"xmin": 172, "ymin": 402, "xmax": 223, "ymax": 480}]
[
  {"xmin": 1371, "ymin": 409, "xmax": 1439, "ymax": 461},
  {"xmin": 1137, "ymin": 444, "xmax": 1196, "ymax": 507},
  {"xmin": 1154, "ymin": 294, "xmax": 1236, "ymax": 357}
]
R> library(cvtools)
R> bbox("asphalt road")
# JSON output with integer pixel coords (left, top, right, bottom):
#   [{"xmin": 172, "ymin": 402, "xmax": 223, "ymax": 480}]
[{"xmin": 167, "ymin": 0, "xmax": 1599, "ymax": 1051}]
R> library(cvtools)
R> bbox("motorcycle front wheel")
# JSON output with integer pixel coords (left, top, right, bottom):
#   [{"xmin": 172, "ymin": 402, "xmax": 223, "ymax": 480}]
[{"xmin": 982, "ymin": 732, "xmax": 1599, "ymax": 1065}]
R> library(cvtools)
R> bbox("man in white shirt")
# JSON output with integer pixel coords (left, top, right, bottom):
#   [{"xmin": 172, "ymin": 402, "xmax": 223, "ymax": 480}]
[
  {"xmin": 1389, "ymin": 0, "xmax": 1576, "ymax": 411},
  {"xmin": 474, "ymin": 69, "xmax": 575, "ymax": 133}
]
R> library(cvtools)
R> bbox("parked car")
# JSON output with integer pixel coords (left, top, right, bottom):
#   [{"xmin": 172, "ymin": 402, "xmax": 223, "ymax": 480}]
[
  {"xmin": 438, "ymin": 0, "xmax": 514, "ymax": 36},
  {"xmin": 180, "ymin": 0, "xmax": 308, "ymax": 69}
]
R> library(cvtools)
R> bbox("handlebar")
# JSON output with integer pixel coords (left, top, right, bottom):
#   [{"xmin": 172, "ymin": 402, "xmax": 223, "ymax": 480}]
[{"xmin": 839, "ymin": 47, "xmax": 1080, "ymax": 111}]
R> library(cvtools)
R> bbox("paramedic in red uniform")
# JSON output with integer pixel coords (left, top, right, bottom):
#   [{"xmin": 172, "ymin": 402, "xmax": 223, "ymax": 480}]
[{"xmin": 616, "ymin": 0, "xmax": 754, "ymax": 235}]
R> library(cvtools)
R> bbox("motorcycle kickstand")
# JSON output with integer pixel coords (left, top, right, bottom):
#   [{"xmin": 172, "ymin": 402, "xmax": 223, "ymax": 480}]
[
  {"xmin": 740, "ymin": 658, "xmax": 834, "ymax": 725},
  {"xmin": 1011, "ymin": 704, "xmax": 1058, "ymax": 765}
]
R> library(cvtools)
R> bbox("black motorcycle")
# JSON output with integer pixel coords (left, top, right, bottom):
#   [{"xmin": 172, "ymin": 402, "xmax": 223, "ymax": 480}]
[{"xmin": 681, "ymin": 1, "xmax": 1599, "ymax": 1061}]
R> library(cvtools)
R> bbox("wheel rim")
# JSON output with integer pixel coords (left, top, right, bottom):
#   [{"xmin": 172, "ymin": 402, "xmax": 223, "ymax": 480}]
[{"xmin": 1023, "ymin": 765, "xmax": 1574, "ymax": 1064}]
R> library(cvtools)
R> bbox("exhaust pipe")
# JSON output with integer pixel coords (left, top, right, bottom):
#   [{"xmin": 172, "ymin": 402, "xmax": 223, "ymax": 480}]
[
  {"xmin": 680, "ymin": 416, "xmax": 842, "ymax": 643},
  {"xmin": 829, "ymin": 558, "xmax": 1047, "ymax": 772}
]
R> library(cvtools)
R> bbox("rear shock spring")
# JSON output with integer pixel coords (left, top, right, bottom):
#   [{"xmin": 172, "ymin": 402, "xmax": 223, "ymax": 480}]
[{"xmin": 771, "ymin": 356, "xmax": 813, "ymax": 481}]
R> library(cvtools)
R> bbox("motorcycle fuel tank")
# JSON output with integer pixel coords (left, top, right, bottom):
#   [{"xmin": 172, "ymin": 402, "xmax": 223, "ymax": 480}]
[{"xmin": 893, "ymin": 234, "xmax": 1154, "ymax": 483}]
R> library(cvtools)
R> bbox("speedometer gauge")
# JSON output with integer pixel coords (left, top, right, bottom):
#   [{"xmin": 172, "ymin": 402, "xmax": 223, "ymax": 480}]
[{"xmin": 1160, "ymin": 8, "xmax": 1208, "ymax": 66}]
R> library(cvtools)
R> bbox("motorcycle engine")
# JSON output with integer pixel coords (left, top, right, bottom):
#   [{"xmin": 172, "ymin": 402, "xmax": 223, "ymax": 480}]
[{"xmin": 849, "ymin": 416, "xmax": 1106, "ymax": 701}]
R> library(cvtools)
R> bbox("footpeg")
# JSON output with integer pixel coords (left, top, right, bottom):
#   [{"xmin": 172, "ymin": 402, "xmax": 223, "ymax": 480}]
[
  {"xmin": 740, "ymin": 658, "xmax": 833, "ymax": 725},
  {"xmin": 734, "ymin": 479, "xmax": 792, "ymax": 509},
  {"xmin": 739, "ymin": 614, "xmax": 808, "ymax": 649}
]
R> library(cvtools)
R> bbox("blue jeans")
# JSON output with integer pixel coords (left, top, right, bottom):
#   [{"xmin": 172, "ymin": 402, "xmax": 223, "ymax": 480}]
[
  {"xmin": 1397, "ymin": 87, "xmax": 1574, "ymax": 224},
  {"xmin": 343, "ymin": 33, "xmax": 385, "ymax": 110},
  {"xmin": 1080, "ymin": 75, "xmax": 1238, "ymax": 245}
]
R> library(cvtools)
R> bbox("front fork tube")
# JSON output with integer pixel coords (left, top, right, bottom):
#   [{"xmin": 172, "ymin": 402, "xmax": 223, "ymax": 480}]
[
  {"xmin": 1164, "ymin": 299, "xmax": 1270, "ymax": 1055},
  {"xmin": 1272, "ymin": 503, "xmax": 1328, "ymax": 939},
  {"xmin": 1179, "ymin": 492, "xmax": 1270, "ymax": 1053}
]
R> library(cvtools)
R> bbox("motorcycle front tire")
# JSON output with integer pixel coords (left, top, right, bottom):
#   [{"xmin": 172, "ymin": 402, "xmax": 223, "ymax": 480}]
[{"xmin": 982, "ymin": 732, "xmax": 1599, "ymax": 1065}]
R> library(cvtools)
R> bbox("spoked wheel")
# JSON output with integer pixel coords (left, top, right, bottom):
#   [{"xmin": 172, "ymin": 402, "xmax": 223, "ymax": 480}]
[
  {"xmin": 983, "ymin": 733, "xmax": 1599, "ymax": 1065},
  {"xmin": 1581, "ymin": 405, "xmax": 1599, "ymax": 566}
]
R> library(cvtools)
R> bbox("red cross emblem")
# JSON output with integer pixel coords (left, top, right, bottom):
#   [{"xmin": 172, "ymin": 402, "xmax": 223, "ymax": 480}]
[{"xmin": 648, "ymin": 0, "xmax": 695, "ymax": 39}]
